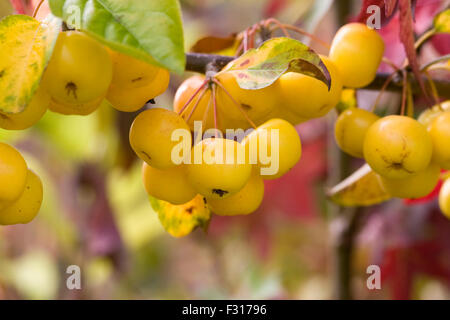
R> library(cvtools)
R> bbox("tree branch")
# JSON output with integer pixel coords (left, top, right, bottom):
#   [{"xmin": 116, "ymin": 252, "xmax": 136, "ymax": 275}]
[
  {"xmin": 185, "ymin": 53, "xmax": 450, "ymax": 98},
  {"xmin": 185, "ymin": 53, "xmax": 233, "ymax": 74}
]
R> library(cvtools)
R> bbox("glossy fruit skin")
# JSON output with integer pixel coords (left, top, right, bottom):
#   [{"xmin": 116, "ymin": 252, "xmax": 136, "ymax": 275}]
[
  {"xmin": 109, "ymin": 50, "xmax": 160, "ymax": 89},
  {"xmin": 0, "ymin": 143, "xmax": 28, "ymax": 205},
  {"xmin": 329, "ymin": 23, "xmax": 385, "ymax": 88},
  {"xmin": 173, "ymin": 75, "xmax": 212, "ymax": 130},
  {"xmin": 243, "ymin": 118, "xmax": 302, "ymax": 180},
  {"xmin": 43, "ymin": 31, "xmax": 112, "ymax": 105},
  {"xmin": 107, "ymin": 68, "xmax": 170, "ymax": 112},
  {"xmin": 363, "ymin": 115, "xmax": 432, "ymax": 179},
  {"xmin": 49, "ymin": 94, "xmax": 104, "ymax": 116},
  {"xmin": 277, "ymin": 56, "xmax": 343, "ymax": 119},
  {"xmin": 379, "ymin": 163, "xmax": 440, "ymax": 199},
  {"xmin": 142, "ymin": 162, "xmax": 197, "ymax": 205},
  {"xmin": 186, "ymin": 138, "xmax": 252, "ymax": 199},
  {"xmin": 418, "ymin": 100, "xmax": 450, "ymax": 127},
  {"xmin": 215, "ymin": 71, "xmax": 278, "ymax": 126},
  {"xmin": 335, "ymin": 108, "xmax": 379, "ymax": 158},
  {"xmin": 0, "ymin": 86, "xmax": 50, "ymax": 130},
  {"xmin": 427, "ymin": 112, "xmax": 450, "ymax": 170},
  {"xmin": 439, "ymin": 178, "xmax": 450, "ymax": 219},
  {"xmin": 208, "ymin": 170, "xmax": 264, "ymax": 216},
  {"xmin": 0, "ymin": 170, "xmax": 43, "ymax": 225},
  {"xmin": 129, "ymin": 108, "xmax": 191, "ymax": 169}
]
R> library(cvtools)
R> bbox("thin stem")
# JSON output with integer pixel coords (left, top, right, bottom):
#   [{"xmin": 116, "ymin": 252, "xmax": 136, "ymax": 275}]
[
  {"xmin": 212, "ymin": 78, "xmax": 257, "ymax": 129},
  {"xmin": 279, "ymin": 24, "xmax": 331, "ymax": 49},
  {"xmin": 177, "ymin": 80, "xmax": 208, "ymax": 116},
  {"xmin": 33, "ymin": 0, "xmax": 45, "ymax": 18},
  {"xmin": 248, "ymin": 24, "xmax": 259, "ymax": 49},
  {"xmin": 415, "ymin": 28, "xmax": 436, "ymax": 50},
  {"xmin": 264, "ymin": 18, "xmax": 291, "ymax": 37},
  {"xmin": 212, "ymin": 84, "xmax": 219, "ymax": 137},
  {"xmin": 382, "ymin": 57, "xmax": 401, "ymax": 72},
  {"xmin": 421, "ymin": 54, "xmax": 450, "ymax": 72},
  {"xmin": 400, "ymin": 70, "xmax": 408, "ymax": 116},
  {"xmin": 424, "ymin": 70, "xmax": 441, "ymax": 107},
  {"xmin": 370, "ymin": 72, "xmax": 396, "ymax": 113},
  {"xmin": 202, "ymin": 96, "xmax": 212, "ymax": 128},
  {"xmin": 185, "ymin": 85, "xmax": 208, "ymax": 123},
  {"xmin": 243, "ymin": 29, "xmax": 249, "ymax": 52}
]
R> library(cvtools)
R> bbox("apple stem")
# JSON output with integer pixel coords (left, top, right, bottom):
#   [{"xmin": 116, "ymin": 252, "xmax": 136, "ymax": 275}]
[
  {"xmin": 32, "ymin": 0, "xmax": 45, "ymax": 18},
  {"xmin": 400, "ymin": 69, "xmax": 408, "ymax": 116},
  {"xmin": 177, "ymin": 80, "xmax": 209, "ymax": 116},
  {"xmin": 212, "ymin": 84, "xmax": 220, "ymax": 137},
  {"xmin": 370, "ymin": 72, "xmax": 396, "ymax": 113},
  {"xmin": 185, "ymin": 85, "xmax": 208, "ymax": 123},
  {"xmin": 212, "ymin": 78, "xmax": 257, "ymax": 129}
]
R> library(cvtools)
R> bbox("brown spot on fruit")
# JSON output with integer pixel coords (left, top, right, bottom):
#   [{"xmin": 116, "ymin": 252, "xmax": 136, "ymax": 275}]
[
  {"xmin": 65, "ymin": 82, "xmax": 78, "ymax": 99},
  {"xmin": 132, "ymin": 77, "xmax": 143, "ymax": 83},
  {"xmin": 212, "ymin": 189, "xmax": 229, "ymax": 197},
  {"xmin": 0, "ymin": 69, "xmax": 5, "ymax": 78},
  {"xmin": 241, "ymin": 104, "xmax": 252, "ymax": 110},
  {"xmin": 140, "ymin": 151, "xmax": 152, "ymax": 162},
  {"xmin": 185, "ymin": 206, "xmax": 194, "ymax": 214}
]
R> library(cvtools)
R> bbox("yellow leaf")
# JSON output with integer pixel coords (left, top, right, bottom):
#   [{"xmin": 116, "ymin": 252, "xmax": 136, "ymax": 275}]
[
  {"xmin": 0, "ymin": 14, "xmax": 60, "ymax": 114},
  {"xmin": 149, "ymin": 194, "xmax": 211, "ymax": 238},
  {"xmin": 328, "ymin": 164, "xmax": 391, "ymax": 207}
]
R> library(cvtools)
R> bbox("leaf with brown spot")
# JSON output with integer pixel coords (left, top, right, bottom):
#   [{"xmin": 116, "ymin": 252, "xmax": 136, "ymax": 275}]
[
  {"xmin": 218, "ymin": 37, "xmax": 331, "ymax": 90},
  {"xmin": 0, "ymin": 14, "xmax": 60, "ymax": 114},
  {"xmin": 149, "ymin": 194, "xmax": 211, "ymax": 238}
]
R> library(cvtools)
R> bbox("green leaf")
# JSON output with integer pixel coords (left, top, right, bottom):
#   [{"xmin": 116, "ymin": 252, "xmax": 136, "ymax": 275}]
[
  {"xmin": 219, "ymin": 37, "xmax": 331, "ymax": 90},
  {"xmin": 48, "ymin": 0, "xmax": 185, "ymax": 74},
  {"xmin": 149, "ymin": 195, "xmax": 211, "ymax": 238},
  {"xmin": 434, "ymin": 8, "xmax": 450, "ymax": 33},
  {"xmin": 0, "ymin": 14, "xmax": 61, "ymax": 114}
]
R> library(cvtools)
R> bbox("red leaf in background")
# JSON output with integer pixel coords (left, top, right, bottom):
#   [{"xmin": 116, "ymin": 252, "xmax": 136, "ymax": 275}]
[
  {"xmin": 263, "ymin": 0, "xmax": 288, "ymax": 18},
  {"xmin": 10, "ymin": 0, "xmax": 27, "ymax": 14},
  {"xmin": 399, "ymin": 0, "xmax": 430, "ymax": 101},
  {"xmin": 431, "ymin": 33, "xmax": 450, "ymax": 55},
  {"xmin": 363, "ymin": 207, "xmax": 450, "ymax": 299},
  {"xmin": 355, "ymin": 0, "xmax": 399, "ymax": 27},
  {"xmin": 378, "ymin": 0, "xmax": 443, "ymax": 72},
  {"xmin": 385, "ymin": 0, "xmax": 399, "ymax": 17}
]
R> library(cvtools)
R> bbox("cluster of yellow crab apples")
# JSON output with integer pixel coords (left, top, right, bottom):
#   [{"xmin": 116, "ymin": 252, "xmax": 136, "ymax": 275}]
[
  {"xmin": 1, "ymin": 22, "xmax": 449, "ymax": 224},
  {"xmin": 131, "ymin": 22, "xmax": 386, "ymax": 216},
  {"xmin": 0, "ymin": 142, "xmax": 43, "ymax": 225},
  {"xmin": 335, "ymin": 101, "xmax": 450, "ymax": 211}
]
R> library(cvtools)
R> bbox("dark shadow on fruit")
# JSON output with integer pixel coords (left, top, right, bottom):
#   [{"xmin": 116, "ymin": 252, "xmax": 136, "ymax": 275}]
[
  {"xmin": 65, "ymin": 81, "xmax": 78, "ymax": 99},
  {"xmin": 212, "ymin": 189, "xmax": 229, "ymax": 197}
]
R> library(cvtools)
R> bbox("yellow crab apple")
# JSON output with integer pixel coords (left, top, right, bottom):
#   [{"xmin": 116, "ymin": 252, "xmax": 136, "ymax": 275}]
[
  {"xmin": 329, "ymin": 23, "xmax": 385, "ymax": 88},
  {"xmin": 334, "ymin": 107, "xmax": 379, "ymax": 158},
  {"xmin": 363, "ymin": 115, "xmax": 432, "ymax": 179}
]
